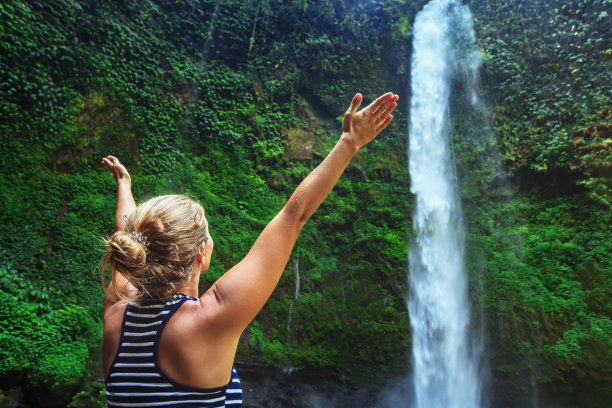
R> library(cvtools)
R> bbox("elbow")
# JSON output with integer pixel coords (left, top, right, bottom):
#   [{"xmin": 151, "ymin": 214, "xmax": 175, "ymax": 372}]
[{"xmin": 283, "ymin": 197, "xmax": 309, "ymax": 232}]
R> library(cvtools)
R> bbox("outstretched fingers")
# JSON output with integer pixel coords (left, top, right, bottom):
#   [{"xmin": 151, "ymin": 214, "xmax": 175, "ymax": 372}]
[
  {"xmin": 377, "ymin": 114, "xmax": 393, "ymax": 133},
  {"xmin": 366, "ymin": 92, "xmax": 394, "ymax": 114},
  {"xmin": 375, "ymin": 98, "xmax": 398, "ymax": 123},
  {"xmin": 372, "ymin": 94, "xmax": 398, "ymax": 133}
]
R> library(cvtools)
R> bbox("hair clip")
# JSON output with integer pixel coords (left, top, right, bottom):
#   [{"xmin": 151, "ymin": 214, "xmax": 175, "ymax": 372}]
[{"xmin": 131, "ymin": 231, "xmax": 149, "ymax": 247}]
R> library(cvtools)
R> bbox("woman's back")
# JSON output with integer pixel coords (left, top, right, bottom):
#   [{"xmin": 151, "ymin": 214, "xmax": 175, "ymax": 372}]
[{"xmin": 105, "ymin": 293, "xmax": 243, "ymax": 407}]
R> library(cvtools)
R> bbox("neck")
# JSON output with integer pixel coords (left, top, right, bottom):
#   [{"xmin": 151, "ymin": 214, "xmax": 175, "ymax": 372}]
[
  {"xmin": 177, "ymin": 270, "xmax": 200, "ymax": 298},
  {"xmin": 179, "ymin": 287, "xmax": 199, "ymax": 298}
]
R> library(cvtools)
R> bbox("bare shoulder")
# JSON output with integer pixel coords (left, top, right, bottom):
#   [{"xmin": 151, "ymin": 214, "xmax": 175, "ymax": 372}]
[
  {"xmin": 103, "ymin": 300, "xmax": 127, "ymax": 327},
  {"xmin": 162, "ymin": 292, "xmax": 240, "ymax": 359},
  {"xmin": 173, "ymin": 290, "xmax": 229, "ymax": 332}
]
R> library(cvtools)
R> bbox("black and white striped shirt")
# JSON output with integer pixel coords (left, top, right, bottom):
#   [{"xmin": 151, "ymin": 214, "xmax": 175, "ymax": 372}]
[{"xmin": 106, "ymin": 293, "xmax": 243, "ymax": 407}]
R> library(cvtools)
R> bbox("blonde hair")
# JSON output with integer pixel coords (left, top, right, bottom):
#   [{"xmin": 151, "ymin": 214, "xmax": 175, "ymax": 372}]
[{"xmin": 101, "ymin": 195, "xmax": 209, "ymax": 300}]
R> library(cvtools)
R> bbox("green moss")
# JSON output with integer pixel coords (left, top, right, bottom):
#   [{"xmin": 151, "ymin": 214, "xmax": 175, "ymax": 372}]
[{"xmin": 0, "ymin": 0, "xmax": 610, "ymax": 406}]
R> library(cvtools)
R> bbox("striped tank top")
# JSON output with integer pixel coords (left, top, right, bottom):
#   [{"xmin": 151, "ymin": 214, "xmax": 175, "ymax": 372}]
[{"xmin": 106, "ymin": 293, "xmax": 243, "ymax": 407}]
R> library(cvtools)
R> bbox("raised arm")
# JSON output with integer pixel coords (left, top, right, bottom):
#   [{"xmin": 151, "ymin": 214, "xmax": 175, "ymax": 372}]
[
  {"xmin": 101, "ymin": 155, "xmax": 138, "ymax": 305},
  {"xmin": 102, "ymin": 155, "xmax": 136, "ymax": 231},
  {"xmin": 206, "ymin": 92, "xmax": 398, "ymax": 332}
]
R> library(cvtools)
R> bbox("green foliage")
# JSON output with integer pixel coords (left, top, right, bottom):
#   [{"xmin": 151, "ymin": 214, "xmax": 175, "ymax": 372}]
[
  {"xmin": 1, "ymin": 0, "xmax": 610, "ymax": 406},
  {"xmin": 0, "ymin": 261, "xmax": 100, "ymax": 406},
  {"xmin": 464, "ymin": 195, "xmax": 612, "ymax": 404},
  {"xmin": 469, "ymin": 0, "xmax": 612, "ymax": 207},
  {"xmin": 1, "ymin": 0, "xmax": 415, "ymax": 400},
  {"xmin": 246, "ymin": 321, "xmax": 286, "ymax": 365},
  {"xmin": 67, "ymin": 380, "xmax": 106, "ymax": 408}
]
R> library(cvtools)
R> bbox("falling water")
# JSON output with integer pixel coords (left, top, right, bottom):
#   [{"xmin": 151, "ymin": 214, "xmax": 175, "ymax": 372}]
[
  {"xmin": 200, "ymin": 0, "xmax": 220, "ymax": 67},
  {"xmin": 187, "ymin": 0, "xmax": 219, "ymax": 104},
  {"xmin": 408, "ymin": 1, "xmax": 482, "ymax": 407},
  {"xmin": 286, "ymin": 256, "xmax": 300, "ymax": 355}
]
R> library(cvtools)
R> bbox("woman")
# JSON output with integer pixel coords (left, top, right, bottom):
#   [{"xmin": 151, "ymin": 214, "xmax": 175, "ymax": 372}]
[{"xmin": 101, "ymin": 92, "xmax": 398, "ymax": 407}]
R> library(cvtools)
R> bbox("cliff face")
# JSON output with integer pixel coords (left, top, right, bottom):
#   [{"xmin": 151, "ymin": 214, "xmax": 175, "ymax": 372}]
[
  {"xmin": 463, "ymin": 1, "xmax": 611, "ymax": 406},
  {"xmin": 0, "ymin": 1, "xmax": 609, "ymax": 407}
]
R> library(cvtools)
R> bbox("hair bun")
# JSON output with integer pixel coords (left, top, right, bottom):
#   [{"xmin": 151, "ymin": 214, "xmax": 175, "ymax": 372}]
[
  {"xmin": 101, "ymin": 195, "xmax": 209, "ymax": 301},
  {"xmin": 108, "ymin": 230, "xmax": 147, "ymax": 276}
]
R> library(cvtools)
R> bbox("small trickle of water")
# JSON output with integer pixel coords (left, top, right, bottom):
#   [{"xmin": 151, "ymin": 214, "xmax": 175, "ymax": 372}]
[
  {"xmin": 294, "ymin": 256, "xmax": 300, "ymax": 300},
  {"xmin": 200, "ymin": 0, "xmax": 220, "ymax": 66},
  {"xmin": 286, "ymin": 256, "xmax": 300, "ymax": 355},
  {"xmin": 408, "ymin": 1, "xmax": 483, "ymax": 407},
  {"xmin": 187, "ymin": 0, "xmax": 220, "ymax": 106}
]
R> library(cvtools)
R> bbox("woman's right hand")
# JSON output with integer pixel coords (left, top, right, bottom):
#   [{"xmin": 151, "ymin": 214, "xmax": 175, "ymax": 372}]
[
  {"xmin": 341, "ymin": 92, "xmax": 398, "ymax": 150},
  {"xmin": 102, "ymin": 155, "xmax": 131, "ymax": 186}
]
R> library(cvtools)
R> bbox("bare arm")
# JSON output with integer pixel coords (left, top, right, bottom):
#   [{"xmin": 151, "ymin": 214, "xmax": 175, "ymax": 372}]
[
  {"xmin": 102, "ymin": 155, "xmax": 136, "ymax": 231},
  {"xmin": 101, "ymin": 155, "xmax": 138, "ymax": 306},
  {"xmin": 206, "ymin": 92, "xmax": 398, "ymax": 332}
]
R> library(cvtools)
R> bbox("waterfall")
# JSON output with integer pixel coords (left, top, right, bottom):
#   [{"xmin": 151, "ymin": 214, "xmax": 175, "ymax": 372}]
[{"xmin": 408, "ymin": 1, "xmax": 483, "ymax": 407}]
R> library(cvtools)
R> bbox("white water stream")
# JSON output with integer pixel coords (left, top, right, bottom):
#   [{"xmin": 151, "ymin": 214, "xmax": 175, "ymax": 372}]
[
  {"xmin": 408, "ymin": 1, "xmax": 483, "ymax": 407},
  {"xmin": 286, "ymin": 256, "xmax": 300, "ymax": 355}
]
